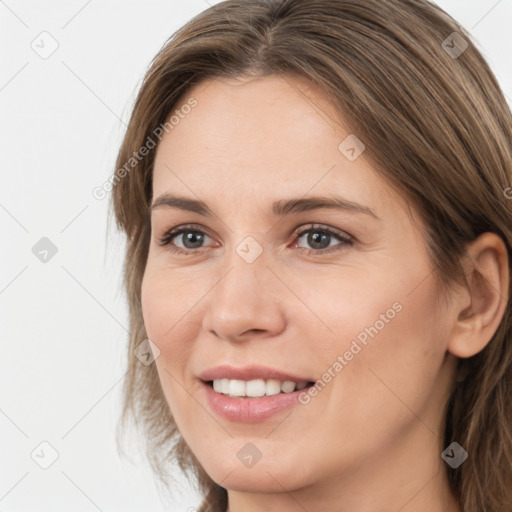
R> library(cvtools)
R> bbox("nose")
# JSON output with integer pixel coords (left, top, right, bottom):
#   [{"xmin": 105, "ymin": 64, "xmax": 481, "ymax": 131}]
[{"xmin": 201, "ymin": 242, "xmax": 287, "ymax": 343}]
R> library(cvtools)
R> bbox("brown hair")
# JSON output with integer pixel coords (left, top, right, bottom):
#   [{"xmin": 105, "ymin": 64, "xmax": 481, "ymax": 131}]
[{"xmin": 110, "ymin": 1, "xmax": 512, "ymax": 510}]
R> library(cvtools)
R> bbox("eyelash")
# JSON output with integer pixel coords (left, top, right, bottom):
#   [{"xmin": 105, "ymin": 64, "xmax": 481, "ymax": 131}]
[{"xmin": 157, "ymin": 223, "xmax": 354, "ymax": 256}]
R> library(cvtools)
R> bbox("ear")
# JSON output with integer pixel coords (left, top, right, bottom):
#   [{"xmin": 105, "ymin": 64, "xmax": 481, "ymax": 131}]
[{"xmin": 448, "ymin": 232, "xmax": 509, "ymax": 359}]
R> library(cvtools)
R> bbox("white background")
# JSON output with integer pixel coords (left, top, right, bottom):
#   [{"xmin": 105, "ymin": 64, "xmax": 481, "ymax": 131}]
[{"xmin": 1, "ymin": 1, "xmax": 511, "ymax": 510}]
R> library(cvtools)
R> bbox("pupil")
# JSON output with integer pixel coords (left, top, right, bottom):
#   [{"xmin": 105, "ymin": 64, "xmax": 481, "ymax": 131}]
[
  {"xmin": 309, "ymin": 232, "xmax": 329, "ymax": 249},
  {"xmin": 184, "ymin": 231, "xmax": 203, "ymax": 249}
]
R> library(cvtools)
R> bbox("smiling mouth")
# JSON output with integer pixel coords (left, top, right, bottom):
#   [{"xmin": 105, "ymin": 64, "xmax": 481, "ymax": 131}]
[{"xmin": 206, "ymin": 378, "xmax": 315, "ymax": 398}]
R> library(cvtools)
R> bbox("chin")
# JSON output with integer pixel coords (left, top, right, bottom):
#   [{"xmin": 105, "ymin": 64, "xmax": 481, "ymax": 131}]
[
  {"xmin": 202, "ymin": 455, "xmax": 314, "ymax": 494},
  {"xmin": 217, "ymin": 470, "xmax": 301, "ymax": 493}
]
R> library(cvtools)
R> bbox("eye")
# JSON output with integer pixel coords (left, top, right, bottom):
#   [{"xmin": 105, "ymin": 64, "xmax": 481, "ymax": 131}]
[
  {"xmin": 157, "ymin": 224, "xmax": 215, "ymax": 254},
  {"xmin": 157, "ymin": 223, "xmax": 354, "ymax": 256},
  {"xmin": 293, "ymin": 224, "xmax": 353, "ymax": 255}
]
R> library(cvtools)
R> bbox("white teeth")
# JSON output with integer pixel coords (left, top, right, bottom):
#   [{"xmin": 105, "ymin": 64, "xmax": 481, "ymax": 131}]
[
  {"xmin": 266, "ymin": 379, "xmax": 281, "ymax": 396},
  {"xmin": 280, "ymin": 381, "xmax": 296, "ymax": 393},
  {"xmin": 246, "ymin": 379, "xmax": 266, "ymax": 397},
  {"xmin": 228, "ymin": 379, "xmax": 246, "ymax": 396},
  {"xmin": 211, "ymin": 378, "xmax": 309, "ymax": 397}
]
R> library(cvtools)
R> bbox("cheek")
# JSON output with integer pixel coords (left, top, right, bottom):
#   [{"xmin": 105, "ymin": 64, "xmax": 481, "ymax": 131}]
[
  {"xmin": 370, "ymin": 278, "xmax": 443, "ymax": 369},
  {"xmin": 140, "ymin": 266, "xmax": 196, "ymax": 370},
  {"xmin": 141, "ymin": 270, "xmax": 165, "ymax": 344},
  {"xmin": 311, "ymin": 257, "xmax": 444, "ymax": 391},
  {"xmin": 322, "ymin": 273, "xmax": 446, "ymax": 428},
  {"xmin": 298, "ymin": 266, "xmax": 408, "ymax": 365},
  {"xmin": 140, "ymin": 268, "xmax": 200, "ymax": 429}
]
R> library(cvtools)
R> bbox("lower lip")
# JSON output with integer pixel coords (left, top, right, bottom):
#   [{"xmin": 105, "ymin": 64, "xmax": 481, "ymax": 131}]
[{"xmin": 201, "ymin": 380, "xmax": 309, "ymax": 423}]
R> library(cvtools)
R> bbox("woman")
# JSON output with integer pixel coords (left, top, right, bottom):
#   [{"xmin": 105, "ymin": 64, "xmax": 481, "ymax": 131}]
[{"xmin": 110, "ymin": 0, "xmax": 512, "ymax": 510}]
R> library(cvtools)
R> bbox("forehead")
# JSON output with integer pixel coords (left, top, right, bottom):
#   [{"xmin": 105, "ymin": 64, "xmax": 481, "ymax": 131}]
[{"xmin": 151, "ymin": 75, "xmax": 403, "ymax": 215}]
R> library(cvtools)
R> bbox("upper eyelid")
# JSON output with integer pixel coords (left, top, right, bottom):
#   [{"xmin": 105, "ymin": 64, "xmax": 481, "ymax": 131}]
[{"xmin": 296, "ymin": 224, "xmax": 352, "ymax": 238}]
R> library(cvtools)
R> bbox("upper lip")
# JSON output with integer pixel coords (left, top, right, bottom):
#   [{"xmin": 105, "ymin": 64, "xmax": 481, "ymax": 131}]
[{"xmin": 198, "ymin": 365, "xmax": 314, "ymax": 383}]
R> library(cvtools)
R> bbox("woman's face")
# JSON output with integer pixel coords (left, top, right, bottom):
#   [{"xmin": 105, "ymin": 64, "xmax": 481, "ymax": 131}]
[{"xmin": 141, "ymin": 75, "xmax": 458, "ymax": 500}]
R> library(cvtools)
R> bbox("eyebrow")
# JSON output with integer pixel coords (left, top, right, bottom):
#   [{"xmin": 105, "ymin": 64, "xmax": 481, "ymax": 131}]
[{"xmin": 150, "ymin": 193, "xmax": 379, "ymax": 219}]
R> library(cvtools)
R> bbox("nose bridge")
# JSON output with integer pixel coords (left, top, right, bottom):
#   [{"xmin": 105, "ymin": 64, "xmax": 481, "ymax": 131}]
[
  {"xmin": 202, "ymin": 233, "xmax": 285, "ymax": 340},
  {"xmin": 215, "ymin": 233, "xmax": 269, "ymax": 308}
]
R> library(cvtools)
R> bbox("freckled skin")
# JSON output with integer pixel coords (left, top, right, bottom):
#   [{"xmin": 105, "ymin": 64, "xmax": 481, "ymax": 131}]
[{"xmin": 141, "ymin": 75, "xmax": 463, "ymax": 512}]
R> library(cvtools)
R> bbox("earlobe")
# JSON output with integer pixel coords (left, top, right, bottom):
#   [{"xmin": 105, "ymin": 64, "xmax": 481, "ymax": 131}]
[{"xmin": 448, "ymin": 232, "xmax": 509, "ymax": 359}]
